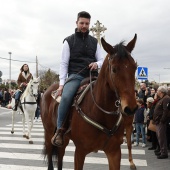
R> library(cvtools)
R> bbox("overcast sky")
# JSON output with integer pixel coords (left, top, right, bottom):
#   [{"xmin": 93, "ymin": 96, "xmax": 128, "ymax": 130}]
[{"xmin": 1, "ymin": 0, "xmax": 170, "ymax": 84}]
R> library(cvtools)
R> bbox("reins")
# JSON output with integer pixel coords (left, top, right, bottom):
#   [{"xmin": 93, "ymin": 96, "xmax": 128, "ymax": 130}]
[
  {"xmin": 89, "ymin": 69, "xmax": 121, "ymax": 115},
  {"xmin": 74, "ymin": 64, "xmax": 123, "ymax": 136},
  {"xmin": 64, "ymin": 66, "xmax": 89, "ymax": 86}
]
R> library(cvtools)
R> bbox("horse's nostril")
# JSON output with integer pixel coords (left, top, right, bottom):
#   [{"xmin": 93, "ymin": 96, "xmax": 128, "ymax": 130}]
[{"xmin": 124, "ymin": 106, "xmax": 136, "ymax": 115}]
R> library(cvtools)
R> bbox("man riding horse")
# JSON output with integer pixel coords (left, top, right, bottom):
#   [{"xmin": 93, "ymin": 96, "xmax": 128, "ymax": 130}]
[
  {"xmin": 13, "ymin": 64, "xmax": 33, "ymax": 111},
  {"xmin": 51, "ymin": 11, "xmax": 103, "ymax": 147}
]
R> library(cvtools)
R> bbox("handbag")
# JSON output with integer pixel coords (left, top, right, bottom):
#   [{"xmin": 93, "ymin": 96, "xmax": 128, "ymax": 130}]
[{"xmin": 148, "ymin": 120, "xmax": 156, "ymax": 132}]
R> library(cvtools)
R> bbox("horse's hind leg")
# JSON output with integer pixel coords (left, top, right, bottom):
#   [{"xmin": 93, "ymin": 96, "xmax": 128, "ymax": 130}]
[
  {"xmin": 74, "ymin": 148, "xmax": 86, "ymax": 170},
  {"xmin": 11, "ymin": 110, "xmax": 15, "ymax": 134},
  {"xmin": 47, "ymin": 154, "xmax": 54, "ymax": 170},
  {"xmin": 126, "ymin": 125, "xmax": 136, "ymax": 170},
  {"xmin": 105, "ymin": 148, "xmax": 121, "ymax": 170},
  {"xmin": 57, "ymin": 137, "xmax": 70, "ymax": 170}
]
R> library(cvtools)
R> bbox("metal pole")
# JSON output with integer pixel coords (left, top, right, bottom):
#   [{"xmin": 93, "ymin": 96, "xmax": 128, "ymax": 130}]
[
  {"xmin": 36, "ymin": 56, "xmax": 38, "ymax": 77},
  {"xmin": 8, "ymin": 52, "xmax": 12, "ymax": 89}
]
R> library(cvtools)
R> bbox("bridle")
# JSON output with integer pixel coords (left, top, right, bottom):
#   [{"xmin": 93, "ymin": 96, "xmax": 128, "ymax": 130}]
[
  {"xmin": 20, "ymin": 81, "xmax": 39, "ymax": 107},
  {"xmin": 89, "ymin": 72, "xmax": 120, "ymax": 115},
  {"xmin": 75, "ymin": 59, "xmax": 123, "ymax": 137},
  {"xmin": 29, "ymin": 81, "xmax": 39, "ymax": 97}
]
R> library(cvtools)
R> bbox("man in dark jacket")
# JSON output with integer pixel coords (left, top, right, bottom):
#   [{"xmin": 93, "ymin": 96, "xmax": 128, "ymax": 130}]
[
  {"xmin": 153, "ymin": 86, "xmax": 170, "ymax": 159},
  {"xmin": 51, "ymin": 11, "xmax": 103, "ymax": 147}
]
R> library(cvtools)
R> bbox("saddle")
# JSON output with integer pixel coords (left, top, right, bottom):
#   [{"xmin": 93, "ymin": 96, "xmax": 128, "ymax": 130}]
[{"xmin": 51, "ymin": 76, "xmax": 97, "ymax": 135}]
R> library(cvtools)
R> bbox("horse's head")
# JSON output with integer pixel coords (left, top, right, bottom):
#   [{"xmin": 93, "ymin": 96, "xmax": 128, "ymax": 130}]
[
  {"xmin": 28, "ymin": 77, "xmax": 40, "ymax": 97},
  {"xmin": 101, "ymin": 34, "xmax": 138, "ymax": 115}
]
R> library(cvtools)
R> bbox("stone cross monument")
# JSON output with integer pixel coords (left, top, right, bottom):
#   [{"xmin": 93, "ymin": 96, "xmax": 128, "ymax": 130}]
[{"xmin": 90, "ymin": 20, "xmax": 107, "ymax": 46}]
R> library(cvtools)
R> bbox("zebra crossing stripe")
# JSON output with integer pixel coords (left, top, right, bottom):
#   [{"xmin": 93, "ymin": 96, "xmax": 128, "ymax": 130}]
[
  {"xmin": 0, "ymin": 142, "xmax": 145, "ymax": 155},
  {"xmin": 0, "ymin": 127, "xmax": 44, "ymax": 131},
  {"xmin": 0, "ymin": 121, "xmax": 147, "ymax": 168},
  {"xmin": 0, "ymin": 164, "xmax": 72, "ymax": 170},
  {"xmin": 0, "ymin": 151, "xmax": 147, "ymax": 166}
]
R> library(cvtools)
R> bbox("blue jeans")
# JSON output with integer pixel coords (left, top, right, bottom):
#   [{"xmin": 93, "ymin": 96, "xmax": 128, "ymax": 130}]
[
  {"xmin": 136, "ymin": 123, "xmax": 146, "ymax": 144},
  {"xmin": 15, "ymin": 90, "xmax": 21, "ymax": 100},
  {"xmin": 57, "ymin": 74, "xmax": 84, "ymax": 129}
]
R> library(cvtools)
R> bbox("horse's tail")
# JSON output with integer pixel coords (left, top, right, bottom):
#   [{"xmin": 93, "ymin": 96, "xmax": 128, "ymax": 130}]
[{"xmin": 41, "ymin": 83, "xmax": 60, "ymax": 167}]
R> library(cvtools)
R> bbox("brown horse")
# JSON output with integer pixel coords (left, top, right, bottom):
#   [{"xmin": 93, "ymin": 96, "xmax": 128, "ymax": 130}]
[{"xmin": 41, "ymin": 34, "xmax": 138, "ymax": 170}]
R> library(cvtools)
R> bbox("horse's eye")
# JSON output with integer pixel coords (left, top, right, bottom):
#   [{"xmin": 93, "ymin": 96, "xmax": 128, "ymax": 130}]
[{"xmin": 112, "ymin": 67, "xmax": 116, "ymax": 73}]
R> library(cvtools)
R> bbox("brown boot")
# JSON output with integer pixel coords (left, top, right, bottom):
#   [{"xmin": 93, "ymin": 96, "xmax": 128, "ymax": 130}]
[{"xmin": 51, "ymin": 128, "xmax": 65, "ymax": 147}]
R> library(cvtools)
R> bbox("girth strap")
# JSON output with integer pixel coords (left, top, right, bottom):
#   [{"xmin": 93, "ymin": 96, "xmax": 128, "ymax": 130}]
[{"xmin": 75, "ymin": 104, "xmax": 122, "ymax": 136}]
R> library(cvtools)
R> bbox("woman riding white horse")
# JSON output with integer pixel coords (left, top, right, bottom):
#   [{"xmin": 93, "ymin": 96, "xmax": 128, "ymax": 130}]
[
  {"xmin": 11, "ymin": 77, "xmax": 40, "ymax": 144},
  {"xmin": 14, "ymin": 64, "xmax": 33, "ymax": 111}
]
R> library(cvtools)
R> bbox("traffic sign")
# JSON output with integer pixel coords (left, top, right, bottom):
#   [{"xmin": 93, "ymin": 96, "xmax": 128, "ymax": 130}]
[{"xmin": 137, "ymin": 67, "xmax": 148, "ymax": 80}]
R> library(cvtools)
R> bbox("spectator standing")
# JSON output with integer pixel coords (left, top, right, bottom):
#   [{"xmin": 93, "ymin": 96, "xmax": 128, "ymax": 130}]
[
  {"xmin": 146, "ymin": 97, "xmax": 159, "ymax": 150},
  {"xmin": 153, "ymin": 86, "xmax": 170, "ymax": 159},
  {"xmin": 133, "ymin": 99, "xmax": 147, "ymax": 147},
  {"xmin": 138, "ymin": 82, "xmax": 151, "ymax": 107},
  {"xmin": 34, "ymin": 91, "xmax": 41, "ymax": 122}
]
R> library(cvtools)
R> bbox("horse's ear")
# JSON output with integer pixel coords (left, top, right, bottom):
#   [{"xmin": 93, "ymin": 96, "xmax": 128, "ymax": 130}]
[
  {"xmin": 31, "ymin": 76, "xmax": 33, "ymax": 80},
  {"xmin": 101, "ymin": 37, "xmax": 115, "ymax": 55},
  {"xmin": 126, "ymin": 34, "xmax": 137, "ymax": 53}
]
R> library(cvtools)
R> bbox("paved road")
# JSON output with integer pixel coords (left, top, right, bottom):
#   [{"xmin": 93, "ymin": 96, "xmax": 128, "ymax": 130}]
[{"xmin": 0, "ymin": 107, "xmax": 169, "ymax": 170}]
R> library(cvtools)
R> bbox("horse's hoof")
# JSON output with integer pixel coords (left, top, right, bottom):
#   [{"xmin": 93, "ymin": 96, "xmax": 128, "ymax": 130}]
[
  {"xmin": 23, "ymin": 135, "xmax": 27, "ymax": 138},
  {"xmin": 130, "ymin": 164, "xmax": 136, "ymax": 170},
  {"xmin": 29, "ymin": 141, "xmax": 33, "ymax": 144},
  {"xmin": 26, "ymin": 136, "xmax": 29, "ymax": 139},
  {"xmin": 11, "ymin": 131, "xmax": 14, "ymax": 134}
]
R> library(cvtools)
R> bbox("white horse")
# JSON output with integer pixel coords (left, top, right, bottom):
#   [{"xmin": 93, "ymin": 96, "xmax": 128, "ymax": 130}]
[{"xmin": 11, "ymin": 77, "xmax": 40, "ymax": 144}]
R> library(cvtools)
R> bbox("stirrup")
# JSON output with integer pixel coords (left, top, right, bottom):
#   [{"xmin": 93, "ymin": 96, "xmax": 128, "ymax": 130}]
[{"xmin": 51, "ymin": 129, "xmax": 64, "ymax": 147}]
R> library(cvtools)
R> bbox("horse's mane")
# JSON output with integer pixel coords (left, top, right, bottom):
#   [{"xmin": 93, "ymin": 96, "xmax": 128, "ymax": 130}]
[
  {"xmin": 114, "ymin": 41, "xmax": 129, "ymax": 59},
  {"xmin": 22, "ymin": 81, "xmax": 31, "ymax": 99}
]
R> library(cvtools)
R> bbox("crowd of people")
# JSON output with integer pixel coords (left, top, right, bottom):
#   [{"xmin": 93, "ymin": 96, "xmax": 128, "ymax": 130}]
[
  {"xmin": 0, "ymin": 88, "xmax": 13, "ymax": 107},
  {"xmin": 132, "ymin": 82, "xmax": 170, "ymax": 159}
]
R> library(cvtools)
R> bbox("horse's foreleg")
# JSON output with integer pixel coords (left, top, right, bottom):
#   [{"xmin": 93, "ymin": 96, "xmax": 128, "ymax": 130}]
[
  {"xmin": 24, "ymin": 112, "xmax": 33, "ymax": 144},
  {"xmin": 74, "ymin": 148, "xmax": 86, "ymax": 170},
  {"xmin": 28, "ymin": 114, "xmax": 34, "ymax": 144},
  {"xmin": 11, "ymin": 110, "xmax": 15, "ymax": 134},
  {"xmin": 126, "ymin": 125, "xmax": 136, "ymax": 170},
  {"xmin": 22, "ymin": 114, "xmax": 27, "ymax": 137},
  {"xmin": 105, "ymin": 148, "xmax": 121, "ymax": 170}
]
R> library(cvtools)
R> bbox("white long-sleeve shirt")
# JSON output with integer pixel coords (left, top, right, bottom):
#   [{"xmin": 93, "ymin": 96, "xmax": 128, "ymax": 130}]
[{"xmin": 59, "ymin": 41, "xmax": 103, "ymax": 85}]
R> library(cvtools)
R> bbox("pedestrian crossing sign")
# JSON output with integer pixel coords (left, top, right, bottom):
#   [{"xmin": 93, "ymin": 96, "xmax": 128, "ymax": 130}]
[{"xmin": 137, "ymin": 67, "xmax": 148, "ymax": 80}]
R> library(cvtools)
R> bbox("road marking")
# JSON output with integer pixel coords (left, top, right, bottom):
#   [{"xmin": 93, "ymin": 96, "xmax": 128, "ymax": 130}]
[
  {"xmin": 0, "ymin": 152, "xmax": 147, "ymax": 166},
  {"xmin": 0, "ymin": 164, "xmax": 72, "ymax": 170},
  {"xmin": 0, "ymin": 127, "xmax": 44, "ymax": 131},
  {"xmin": 0, "ymin": 142, "xmax": 145, "ymax": 154},
  {"xmin": 0, "ymin": 121, "xmax": 148, "ymax": 168}
]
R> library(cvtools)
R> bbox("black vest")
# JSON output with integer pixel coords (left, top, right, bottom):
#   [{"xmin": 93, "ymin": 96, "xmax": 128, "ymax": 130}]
[{"xmin": 65, "ymin": 30, "xmax": 97, "ymax": 77}]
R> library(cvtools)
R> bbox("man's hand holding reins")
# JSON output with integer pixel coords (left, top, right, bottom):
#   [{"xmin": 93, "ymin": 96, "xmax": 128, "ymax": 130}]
[
  {"xmin": 57, "ymin": 85, "xmax": 63, "ymax": 96},
  {"xmin": 89, "ymin": 62, "xmax": 98, "ymax": 70}
]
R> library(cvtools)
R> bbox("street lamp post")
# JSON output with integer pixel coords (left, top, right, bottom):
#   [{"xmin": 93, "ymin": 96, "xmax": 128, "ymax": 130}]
[{"xmin": 8, "ymin": 52, "xmax": 12, "ymax": 89}]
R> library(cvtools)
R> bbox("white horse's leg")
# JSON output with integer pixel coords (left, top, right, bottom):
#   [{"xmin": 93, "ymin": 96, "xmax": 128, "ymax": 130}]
[
  {"xmin": 11, "ymin": 110, "xmax": 15, "ymax": 134},
  {"xmin": 22, "ymin": 113, "xmax": 27, "ymax": 138},
  {"xmin": 28, "ymin": 112, "xmax": 34, "ymax": 144}
]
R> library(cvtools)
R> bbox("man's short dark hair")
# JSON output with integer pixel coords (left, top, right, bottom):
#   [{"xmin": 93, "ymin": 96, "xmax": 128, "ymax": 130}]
[{"xmin": 77, "ymin": 11, "xmax": 91, "ymax": 21}]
